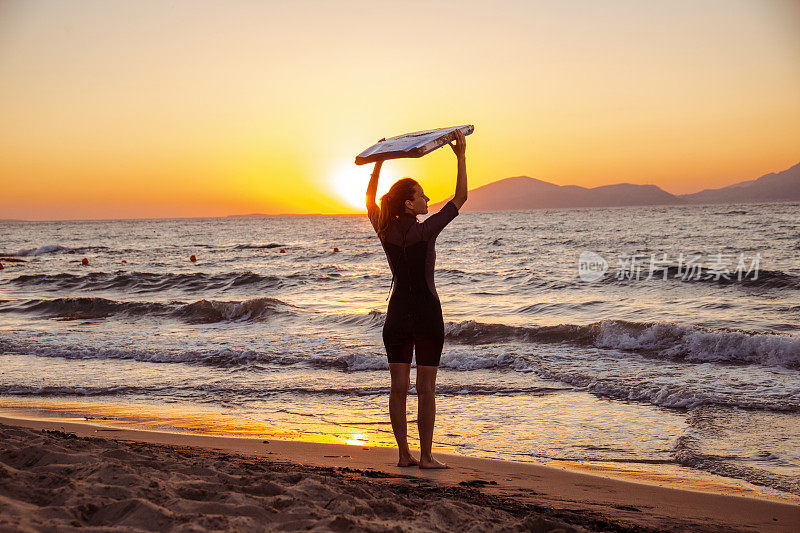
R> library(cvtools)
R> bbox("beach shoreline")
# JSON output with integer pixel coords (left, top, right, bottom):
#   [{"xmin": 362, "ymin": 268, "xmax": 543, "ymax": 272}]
[
  {"xmin": 1, "ymin": 413, "xmax": 798, "ymax": 532},
  {"xmin": 1, "ymin": 399, "xmax": 796, "ymax": 502}
]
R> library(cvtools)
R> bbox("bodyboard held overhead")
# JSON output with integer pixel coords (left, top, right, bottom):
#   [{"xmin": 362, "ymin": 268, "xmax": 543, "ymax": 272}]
[{"xmin": 355, "ymin": 125, "xmax": 474, "ymax": 165}]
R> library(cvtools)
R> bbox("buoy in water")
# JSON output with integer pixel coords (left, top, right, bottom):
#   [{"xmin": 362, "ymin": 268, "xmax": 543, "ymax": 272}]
[
  {"xmin": 279, "ymin": 249, "xmax": 286, "ymax": 253},
  {"xmin": 190, "ymin": 255, "xmax": 197, "ymax": 262},
  {"xmin": 81, "ymin": 258, "xmax": 89, "ymax": 265},
  {"xmin": 333, "ymin": 247, "xmax": 339, "ymax": 252},
  {"xmin": 0, "ymin": 262, "xmax": 4, "ymax": 270},
  {"xmin": 121, "ymin": 260, "xmax": 127, "ymax": 264}
]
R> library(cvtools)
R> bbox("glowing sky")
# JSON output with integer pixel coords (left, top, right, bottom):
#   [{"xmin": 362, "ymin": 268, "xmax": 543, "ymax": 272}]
[{"xmin": 1, "ymin": 0, "xmax": 798, "ymax": 219}]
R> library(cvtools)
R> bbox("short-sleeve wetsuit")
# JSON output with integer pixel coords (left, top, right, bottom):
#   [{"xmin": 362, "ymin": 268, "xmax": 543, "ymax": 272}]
[{"xmin": 368, "ymin": 200, "xmax": 459, "ymax": 366}]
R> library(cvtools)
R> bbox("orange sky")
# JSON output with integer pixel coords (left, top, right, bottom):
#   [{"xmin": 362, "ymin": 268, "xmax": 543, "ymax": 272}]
[{"xmin": 1, "ymin": 0, "xmax": 799, "ymax": 220}]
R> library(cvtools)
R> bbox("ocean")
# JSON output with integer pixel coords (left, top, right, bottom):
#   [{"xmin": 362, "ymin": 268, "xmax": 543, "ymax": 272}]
[{"xmin": 1, "ymin": 202, "xmax": 798, "ymax": 500}]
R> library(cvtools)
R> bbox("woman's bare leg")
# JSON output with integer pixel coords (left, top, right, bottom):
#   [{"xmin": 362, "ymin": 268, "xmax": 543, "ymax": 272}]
[
  {"xmin": 415, "ymin": 365, "xmax": 448, "ymax": 469},
  {"xmin": 389, "ymin": 362, "xmax": 418, "ymax": 466}
]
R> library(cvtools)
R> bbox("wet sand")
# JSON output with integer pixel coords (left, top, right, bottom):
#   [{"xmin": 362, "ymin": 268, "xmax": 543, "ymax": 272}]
[{"xmin": 1, "ymin": 415, "xmax": 798, "ymax": 532}]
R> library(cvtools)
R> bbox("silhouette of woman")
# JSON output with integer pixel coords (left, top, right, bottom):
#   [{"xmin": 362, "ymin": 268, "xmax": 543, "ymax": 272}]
[{"xmin": 365, "ymin": 129, "xmax": 467, "ymax": 468}]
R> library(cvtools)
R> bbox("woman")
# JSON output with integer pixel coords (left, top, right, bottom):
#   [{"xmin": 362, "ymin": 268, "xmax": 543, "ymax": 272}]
[{"xmin": 365, "ymin": 129, "xmax": 467, "ymax": 469}]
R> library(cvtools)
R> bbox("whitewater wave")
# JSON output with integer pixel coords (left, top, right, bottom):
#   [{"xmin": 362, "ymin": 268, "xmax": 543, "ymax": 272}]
[
  {"xmin": 2, "ymin": 243, "xmax": 292, "ymax": 257},
  {"xmin": 0, "ymin": 297, "xmax": 295, "ymax": 324},
  {"xmin": 178, "ymin": 298, "xmax": 293, "ymax": 323},
  {"xmin": 3, "ymin": 271, "xmax": 281, "ymax": 293},
  {"xmin": 4, "ymin": 245, "xmax": 111, "ymax": 257},
  {"xmin": 2, "ymin": 338, "xmax": 796, "ymax": 412},
  {"xmin": 591, "ymin": 320, "xmax": 800, "ymax": 367},
  {"xmin": 0, "ymin": 382, "xmax": 567, "ymax": 399},
  {"xmin": 0, "ymin": 337, "xmax": 307, "ymax": 367},
  {"xmin": 6, "ymin": 245, "xmax": 69, "ymax": 256},
  {"xmin": 0, "ymin": 385, "xmax": 143, "ymax": 397},
  {"xmin": 537, "ymin": 365, "xmax": 799, "ymax": 412},
  {"xmin": 2, "ymin": 330, "xmax": 797, "ymax": 412},
  {"xmin": 3, "ymin": 291, "xmax": 797, "ymax": 369},
  {"xmin": 444, "ymin": 319, "xmax": 800, "ymax": 369}
]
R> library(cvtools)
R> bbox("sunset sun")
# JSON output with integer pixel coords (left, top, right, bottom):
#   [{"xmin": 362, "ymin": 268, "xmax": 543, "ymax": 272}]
[{"xmin": 330, "ymin": 164, "xmax": 393, "ymax": 211}]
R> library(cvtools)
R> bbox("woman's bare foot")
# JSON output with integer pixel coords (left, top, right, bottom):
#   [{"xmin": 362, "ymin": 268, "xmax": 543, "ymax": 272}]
[
  {"xmin": 397, "ymin": 455, "xmax": 419, "ymax": 467},
  {"xmin": 419, "ymin": 457, "xmax": 449, "ymax": 469}
]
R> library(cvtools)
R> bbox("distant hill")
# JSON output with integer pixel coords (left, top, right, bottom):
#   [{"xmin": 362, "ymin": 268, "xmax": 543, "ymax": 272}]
[
  {"xmin": 429, "ymin": 176, "xmax": 684, "ymax": 212},
  {"xmin": 429, "ymin": 162, "xmax": 800, "ymax": 212},
  {"xmin": 680, "ymin": 162, "xmax": 800, "ymax": 204}
]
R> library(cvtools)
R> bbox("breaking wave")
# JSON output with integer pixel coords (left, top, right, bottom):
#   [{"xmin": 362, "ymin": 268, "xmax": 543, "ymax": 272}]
[
  {"xmin": 533, "ymin": 365, "xmax": 800, "ymax": 412},
  {"xmin": 0, "ymin": 297, "xmax": 295, "ymax": 324},
  {"xmin": 444, "ymin": 319, "xmax": 800, "ymax": 369},
  {"xmin": 0, "ymin": 337, "xmax": 307, "ymax": 367},
  {"xmin": 4, "ymin": 245, "xmax": 110, "ymax": 257},
  {"xmin": 2, "ymin": 291, "xmax": 797, "ymax": 369},
  {"xmin": 3, "ymin": 271, "xmax": 280, "ymax": 293}
]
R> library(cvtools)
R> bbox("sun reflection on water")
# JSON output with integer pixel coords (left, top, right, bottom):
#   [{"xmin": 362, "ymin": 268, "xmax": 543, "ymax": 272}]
[{"xmin": 343, "ymin": 433, "xmax": 369, "ymax": 446}]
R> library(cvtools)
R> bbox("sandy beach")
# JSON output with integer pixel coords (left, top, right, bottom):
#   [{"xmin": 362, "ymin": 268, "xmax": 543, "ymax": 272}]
[{"xmin": 1, "ymin": 415, "xmax": 798, "ymax": 532}]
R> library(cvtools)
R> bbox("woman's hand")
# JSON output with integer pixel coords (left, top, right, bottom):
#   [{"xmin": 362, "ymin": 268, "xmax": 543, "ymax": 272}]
[
  {"xmin": 372, "ymin": 138, "xmax": 386, "ymax": 175},
  {"xmin": 449, "ymin": 130, "xmax": 466, "ymax": 159}
]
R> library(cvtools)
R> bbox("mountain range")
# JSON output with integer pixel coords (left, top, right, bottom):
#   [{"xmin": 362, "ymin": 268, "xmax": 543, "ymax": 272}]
[{"xmin": 429, "ymin": 162, "xmax": 800, "ymax": 212}]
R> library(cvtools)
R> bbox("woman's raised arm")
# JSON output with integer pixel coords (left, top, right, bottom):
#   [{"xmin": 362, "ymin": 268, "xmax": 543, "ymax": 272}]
[
  {"xmin": 449, "ymin": 130, "xmax": 467, "ymax": 210},
  {"xmin": 365, "ymin": 137, "xmax": 386, "ymax": 210},
  {"xmin": 366, "ymin": 160, "xmax": 382, "ymax": 210}
]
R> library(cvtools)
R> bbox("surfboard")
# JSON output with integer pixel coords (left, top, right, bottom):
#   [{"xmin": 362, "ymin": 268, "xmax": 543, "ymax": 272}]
[{"xmin": 354, "ymin": 125, "xmax": 474, "ymax": 165}]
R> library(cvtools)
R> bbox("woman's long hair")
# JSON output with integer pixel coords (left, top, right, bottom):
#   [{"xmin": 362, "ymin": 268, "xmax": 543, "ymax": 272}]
[{"xmin": 377, "ymin": 178, "xmax": 419, "ymax": 240}]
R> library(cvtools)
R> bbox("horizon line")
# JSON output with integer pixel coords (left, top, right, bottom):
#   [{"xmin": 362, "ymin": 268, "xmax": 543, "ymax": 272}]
[
  {"xmin": 4, "ymin": 199, "xmax": 799, "ymax": 223},
  {"xmin": 4, "ymin": 161, "xmax": 796, "ymax": 222}
]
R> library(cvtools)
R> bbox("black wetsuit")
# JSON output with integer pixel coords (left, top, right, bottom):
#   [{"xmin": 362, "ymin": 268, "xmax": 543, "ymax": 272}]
[{"xmin": 368, "ymin": 201, "xmax": 459, "ymax": 366}]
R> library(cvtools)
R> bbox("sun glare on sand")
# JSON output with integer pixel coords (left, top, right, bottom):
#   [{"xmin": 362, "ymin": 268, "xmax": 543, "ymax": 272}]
[{"xmin": 330, "ymin": 164, "xmax": 394, "ymax": 212}]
